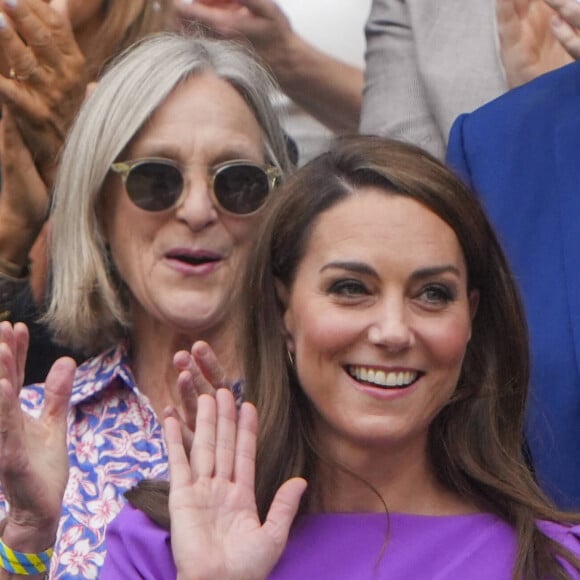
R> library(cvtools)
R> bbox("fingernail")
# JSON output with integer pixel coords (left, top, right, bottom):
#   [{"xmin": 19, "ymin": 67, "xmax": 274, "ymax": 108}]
[
  {"xmin": 0, "ymin": 13, "xmax": 7, "ymax": 28},
  {"xmin": 181, "ymin": 0, "xmax": 194, "ymax": 4},
  {"xmin": 4, "ymin": 0, "xmax": 18, "ymax": 9},
  {"xmin": 552, "ymin": 15, "xmax": 562, "ymax": 27}
]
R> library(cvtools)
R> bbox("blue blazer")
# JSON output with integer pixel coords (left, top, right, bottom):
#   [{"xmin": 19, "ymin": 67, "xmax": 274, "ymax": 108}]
[{"xmin": 446, "ymin": 61, "xmax": 580, "ymax": 508}]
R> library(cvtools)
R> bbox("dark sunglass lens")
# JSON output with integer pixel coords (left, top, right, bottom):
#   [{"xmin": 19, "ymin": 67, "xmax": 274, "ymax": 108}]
[
  {"xmin": 214, "ymin": 165, "xmax": 270, "ymax": 215},
  {"xmin": 126, "ymin": 163, "xmax": 183, "ymax": 211}
]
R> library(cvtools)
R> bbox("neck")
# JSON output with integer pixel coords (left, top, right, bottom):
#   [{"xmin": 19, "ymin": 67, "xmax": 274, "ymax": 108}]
[
  {"xmin": 129, "ymin": 311, "xmax": 241, "ymax": 419},
  {"xmin": 313, "ymin": 434, "xmax": 474, "ymax": 516}
]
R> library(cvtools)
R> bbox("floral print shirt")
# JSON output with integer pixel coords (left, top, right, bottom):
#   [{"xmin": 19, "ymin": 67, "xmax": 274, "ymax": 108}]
[{"xmin": 0, "ymin": 343, "xmax": 168, "ymax": 579}]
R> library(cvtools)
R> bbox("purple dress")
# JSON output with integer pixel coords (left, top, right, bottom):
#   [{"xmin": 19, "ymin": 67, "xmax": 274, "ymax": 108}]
[{"xmin": 101, "ymin": 504, "xmax": 580, "ymax": 579}]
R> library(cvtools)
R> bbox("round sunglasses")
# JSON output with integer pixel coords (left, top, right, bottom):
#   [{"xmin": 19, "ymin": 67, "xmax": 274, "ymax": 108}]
[{"xmin": 110, "ymin": 157, "xmax": 283, "ymax": 216}]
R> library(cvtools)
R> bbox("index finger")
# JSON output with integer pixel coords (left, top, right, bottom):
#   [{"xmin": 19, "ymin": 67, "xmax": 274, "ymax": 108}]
[{"xmin": 190, "ymin": 341, "xmax": 230, "ymax": 391}]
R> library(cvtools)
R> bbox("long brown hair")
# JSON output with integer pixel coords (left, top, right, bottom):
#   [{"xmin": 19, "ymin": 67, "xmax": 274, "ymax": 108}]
[{"xmin": 130, "ymin": 136, "xmax": 580, "ymax": 579}]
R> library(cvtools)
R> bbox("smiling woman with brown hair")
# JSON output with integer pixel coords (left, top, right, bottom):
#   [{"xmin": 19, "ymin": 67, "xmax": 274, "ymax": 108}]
[{"xmin": 106, "ymin": 136, "xmax": 580, "ymax": 579}]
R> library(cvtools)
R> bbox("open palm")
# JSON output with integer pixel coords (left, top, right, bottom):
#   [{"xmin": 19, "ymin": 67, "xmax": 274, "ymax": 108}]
[{"xmin": 166, "ymin": 389, "xmax": 306, "ymax": 580}]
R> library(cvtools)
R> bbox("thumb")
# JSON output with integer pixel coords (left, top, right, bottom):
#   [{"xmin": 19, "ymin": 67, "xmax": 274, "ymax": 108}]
[
  {"xmin": 41, "ymin": 357, "xmax": 75, "ymax": 424},
  {"xmin": 262, "ymin": 477, "xmax": 307, "ymax": 549}
]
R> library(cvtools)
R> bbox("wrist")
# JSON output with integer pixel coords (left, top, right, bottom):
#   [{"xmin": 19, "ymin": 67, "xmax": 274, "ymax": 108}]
[
  {"xmin": 1, "ymin": 521, "xmax": 57, "ymax": 554},
  {"xmin": 267, "ymin": 33, "xmax": 314, "ymax": 95},
  {"xmin": 260, "ymin": 30, "xmax": 301, "ymax": 80},
  {"xmin": 0, "ymin": 535, "xmax": 53, "ymax": 577},
  {"xmin": 0, "ymin": 215, "xmax": 41, "ymax": 269}
]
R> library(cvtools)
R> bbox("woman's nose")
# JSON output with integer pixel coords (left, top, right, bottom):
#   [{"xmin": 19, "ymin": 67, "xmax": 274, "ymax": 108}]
[
  {"xmin": 367, "ymin": 298, "xmax": 414, "ymax": 352},
  {"xmin": 175, "ymin": 173, "xmax": 219, "ymax": 230}
]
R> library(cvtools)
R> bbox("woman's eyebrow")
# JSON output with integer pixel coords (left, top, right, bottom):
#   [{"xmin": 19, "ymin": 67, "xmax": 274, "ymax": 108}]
[
  {"xmin": 319, "ymin": 262, "xmax": 462, "ymax": 279},
  {"xmin": 319, "ymin": 261, "xmax": 378, "ymax": 276},
  {"xmin": 411, "ymin": 265, "xmax": 462, "ymax": 280}
]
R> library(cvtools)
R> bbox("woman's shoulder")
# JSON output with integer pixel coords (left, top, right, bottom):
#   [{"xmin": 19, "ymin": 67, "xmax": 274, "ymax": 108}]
[
  {"xmin": 101, "ymin": 503, "xmax": 176, "ymax": 579},
  {"xmin": 538, "ymin": 520, "xmax": 580, "ymax": 553}
]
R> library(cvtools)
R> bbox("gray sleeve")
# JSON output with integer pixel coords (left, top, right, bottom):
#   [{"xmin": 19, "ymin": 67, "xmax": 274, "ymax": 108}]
[{"xmin": 359, "ymin": 0, "xmax": 445, "ymax": 159}]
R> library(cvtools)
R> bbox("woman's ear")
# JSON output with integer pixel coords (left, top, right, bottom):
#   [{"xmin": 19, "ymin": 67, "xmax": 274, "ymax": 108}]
[
  {"xmin": 275, "ymin": 278, "xmax": 295, "ymax": 353},
  {"xmin": 469, "ymin": 289, "xmax": 480, "ymax": 321}
]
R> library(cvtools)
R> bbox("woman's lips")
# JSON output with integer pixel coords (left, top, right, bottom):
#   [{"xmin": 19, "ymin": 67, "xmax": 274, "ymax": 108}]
[{"xmin": 164, "ymin": 248, "xmax": 223, "ymax": 275}]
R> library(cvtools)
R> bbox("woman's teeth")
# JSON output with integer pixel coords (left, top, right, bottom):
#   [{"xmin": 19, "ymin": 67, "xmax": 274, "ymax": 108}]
[{"xmin": 347, "ymin": 366, "xmax": 419, "ymax": 389}]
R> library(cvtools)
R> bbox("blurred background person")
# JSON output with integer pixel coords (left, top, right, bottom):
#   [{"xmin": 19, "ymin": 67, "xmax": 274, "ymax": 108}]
[
  {"xmin": 175, "ymin": 0, "xmax": 371, "ymax": 163},
  {"xmin": 0, "ymin": 0, "xmax": 175, "ymax": 383},
  {"xmin": 0, "ymin": 33, "xmax": 291, "ymax": 578},
  {"xmin": 360, "ymin": 0, "xmax": 573, "ymax": 159}
]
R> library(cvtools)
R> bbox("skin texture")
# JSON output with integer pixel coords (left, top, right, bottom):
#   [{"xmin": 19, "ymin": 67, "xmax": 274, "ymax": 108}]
[{"xmin": 282, "ymin": 189, "xmax": 478, "ymax": 484}]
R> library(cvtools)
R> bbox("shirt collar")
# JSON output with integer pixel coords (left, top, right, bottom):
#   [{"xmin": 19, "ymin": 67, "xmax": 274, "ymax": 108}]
[{"xmin": 70, "ymin": 342, "xmax": 137, "ymax": 406}]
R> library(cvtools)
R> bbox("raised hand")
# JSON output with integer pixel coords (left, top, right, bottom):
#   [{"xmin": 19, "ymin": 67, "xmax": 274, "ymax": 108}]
[
  {"xmin": 174, "ymin": 0, "xmax": 362, "ymax": 132},
  {"xmin": 0, "ymin": 322, "xmax": 76, "ymax": 553},
  {"xmin": 166, "ymin": 389, "xmax": 306, "ymax": 580},
  {"xmin": 497, "ymin": 0, "xmax": 573, "ymax": 87},
  {"xmin": 170, "ymin": 341, "xmax": 237, "ymax": 452},
  {"xmin": 0, "ymin": 0, "xmax": 86, "ymax": 181},
  {"xmin": 175, "ymin": 0, "xmax": 293, "ymax": 70},
  {"xmin": 544, "ymin": 0, "xmax": 580, "ymax": 59}
]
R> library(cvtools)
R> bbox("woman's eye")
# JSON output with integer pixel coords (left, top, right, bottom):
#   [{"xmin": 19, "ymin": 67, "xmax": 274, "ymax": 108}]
[
  {"xmin": 328, "ymin": 279, "xmax": 370, "ymax": 297},
  {"xmin": 420, "ymin": 285, "xmax": 454, "ymax": 306}
]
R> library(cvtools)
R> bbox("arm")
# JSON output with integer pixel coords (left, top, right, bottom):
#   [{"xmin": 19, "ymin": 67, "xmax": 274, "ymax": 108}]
[
  {"xmin": 544, "ymin": 0, "xmax": 580, "ymax": 59},
  {"xmin": 0, "ymin": 108, "xmax": 50, "ymax": 288},
  {"xmin": 496, "ymin": 0, "xmax": 573, "ymax": 88},
  {"xmin": 175, "ymin": 0, "xmax": 362, "ymax": 132},
  {"xmin": 359, "ymin": 0, "xmax": 445, "ymax": 159},
  {"xmin": 0, "ymin": 322, "xmax": 75, "ymax": 579}
]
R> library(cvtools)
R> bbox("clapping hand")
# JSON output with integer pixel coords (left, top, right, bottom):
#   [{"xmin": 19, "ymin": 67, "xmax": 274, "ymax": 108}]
[
  {"xmin": 0, "ymin": 0, "xmax": 86, "ymax": 181},
  {"xmin": 0, "ymin": 322, "xmax": 76, "ymax": 552},
  {"xmin": 169, "ymin": 340, "xmax": 236, "ymax": 451},
  {"xmin": 497, "ymin": 0, "xmax": 573, "ymax": 87},
  {"xmin": 544, "ymin": 0, "xmax": 580, "ymax": 59},
  {"xmin": 166, "ymin": 387, "xmax": 306, "ymax": 580},
  {"xmin": 175, "ymin": 0, "xmax": 293, "ymax": 71}
]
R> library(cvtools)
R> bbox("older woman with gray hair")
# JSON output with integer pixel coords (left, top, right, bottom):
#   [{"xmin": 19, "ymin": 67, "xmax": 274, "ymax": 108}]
[{"xmin": 0, "ymin": 32, "xmax": 291, "ymax": 579}]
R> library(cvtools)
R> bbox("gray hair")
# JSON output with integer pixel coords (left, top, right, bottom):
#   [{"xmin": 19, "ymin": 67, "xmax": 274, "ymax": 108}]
[{"xmin": 46, "ymin": 32, "xmax": 292, "ymax": 354}]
